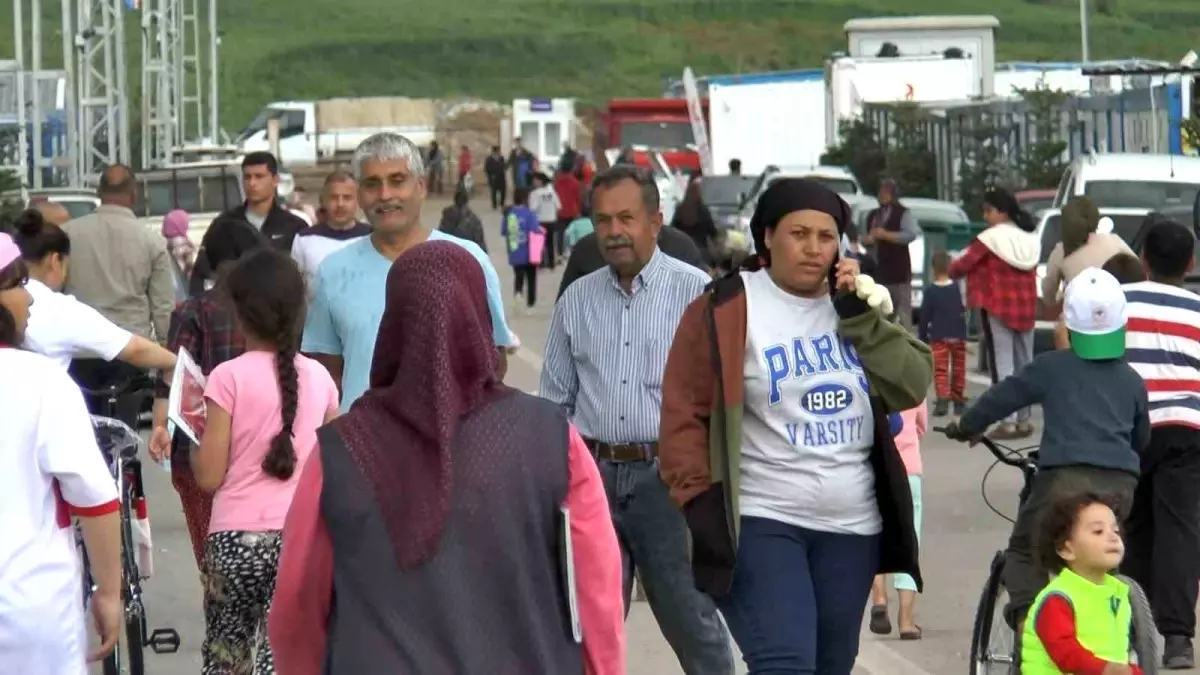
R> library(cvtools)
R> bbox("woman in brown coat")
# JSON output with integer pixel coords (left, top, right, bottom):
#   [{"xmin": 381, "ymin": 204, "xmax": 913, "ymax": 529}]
[{"xmin": 659, "ymin": 179, "xmax": 932, "ymax": 675}]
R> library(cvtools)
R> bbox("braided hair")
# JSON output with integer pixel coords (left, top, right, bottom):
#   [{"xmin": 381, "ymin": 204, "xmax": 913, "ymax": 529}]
[{"xmin": 221, "ymin": 248, "xmax": 307, "ymax": 480}]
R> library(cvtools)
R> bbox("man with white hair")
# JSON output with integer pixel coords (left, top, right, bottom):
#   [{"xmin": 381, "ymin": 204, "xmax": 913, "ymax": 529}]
[{"xmin": 302, "ymin": 132, "xmax": 515, "ymax": 411}]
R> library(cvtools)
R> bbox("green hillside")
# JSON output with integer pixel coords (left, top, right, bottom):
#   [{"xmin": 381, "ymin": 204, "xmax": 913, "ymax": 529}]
[{"xmin": 2, "ymin": 0, "xmax": 1198, "ymax": 134}]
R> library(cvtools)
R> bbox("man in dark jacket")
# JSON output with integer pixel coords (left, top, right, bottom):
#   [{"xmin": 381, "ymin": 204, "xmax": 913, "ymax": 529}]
[
  {"xmin": 862, "ymin": 179, "xmax": 920, "ymax": 330},
  {"xmin": 484, "ymin": 146, "xmax": 507, "ymax": 210},
  {"xmin": 190, "ymin": 151, "xmax": 308, "ymax": 294}
]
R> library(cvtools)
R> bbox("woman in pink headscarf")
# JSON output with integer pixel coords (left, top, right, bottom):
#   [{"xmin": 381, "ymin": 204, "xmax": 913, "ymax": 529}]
[
  {"xmin": 161, "ymin": 209, "xmax": 196, "ymax": 280},
  {"xmin": 269, "ymin": 241, "xmax": 625, "ymax": 675}
]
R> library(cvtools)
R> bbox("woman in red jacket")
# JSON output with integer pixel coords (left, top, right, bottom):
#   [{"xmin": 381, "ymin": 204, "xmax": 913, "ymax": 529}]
[{"xmin": 949, "ymin": 187, "xmax": 1040, "ymax": 439}]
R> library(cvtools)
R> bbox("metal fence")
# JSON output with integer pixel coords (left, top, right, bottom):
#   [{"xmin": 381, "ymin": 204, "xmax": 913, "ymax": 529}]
[{"xmin": 862, "ymin": 85, "xmax": 1175, "ymax": 202}]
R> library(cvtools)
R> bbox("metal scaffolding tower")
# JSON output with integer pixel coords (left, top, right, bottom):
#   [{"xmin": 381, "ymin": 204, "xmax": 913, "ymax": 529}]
[
  {"xmin": 142, "ymin": 0, "xmax": 221, "ymax": 168},
  {"xmin": 141, "ymin": 0, "xmax": 180, "ymax": 168},
  {"xmin": 66, "ymin": 0, "xmax": 131, "ymax": 184},
  {"xmin": 11, "ymin": 0, "xmax": 72, "ymax": 187},
  {"xmin": 179, "ymin": 0, "xmax": 204, "ymax": 141},
  {"xmin": 208, "ymin": 0, "xmax": 219, "ymax": 141}
]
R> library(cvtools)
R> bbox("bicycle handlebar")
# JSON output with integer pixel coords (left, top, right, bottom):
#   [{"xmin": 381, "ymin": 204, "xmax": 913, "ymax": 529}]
[
  {"xmin": 77, "ymin": 374, "xmax": 155, "ymax": 399},
  {"xmin": 933, "ymin": 425, "xmax": 1028, "ymax": 468}
]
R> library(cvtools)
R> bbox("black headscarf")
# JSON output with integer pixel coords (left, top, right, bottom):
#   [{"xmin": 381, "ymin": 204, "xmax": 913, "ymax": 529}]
[{"xmin": 745, "ymin": 178, "xmax": 853, "ymax": 270}]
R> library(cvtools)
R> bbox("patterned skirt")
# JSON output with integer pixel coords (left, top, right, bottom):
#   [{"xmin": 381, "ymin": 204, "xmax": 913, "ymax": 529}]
[{"xmin": 171, "ymin": 458, "xmax": 214, "ymax": 571}]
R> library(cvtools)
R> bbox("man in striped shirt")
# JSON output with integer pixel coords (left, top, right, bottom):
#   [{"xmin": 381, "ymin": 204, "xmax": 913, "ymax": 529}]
[
  {"xmin": 1121, "ymin": 218, "xmax": 1200, "ymax": 669},
  {"xmin": 541, "ymin": 165, "xmax": 734, "ymax": 674}
]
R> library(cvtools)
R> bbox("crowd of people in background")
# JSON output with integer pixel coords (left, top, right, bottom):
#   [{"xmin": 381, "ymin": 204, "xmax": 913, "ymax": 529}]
[{"xmin": 8, "ymin": 120, "xmax": 1200, "ymax": 675}]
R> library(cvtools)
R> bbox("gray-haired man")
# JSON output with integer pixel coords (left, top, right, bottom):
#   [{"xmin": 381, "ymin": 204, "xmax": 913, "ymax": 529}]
[{"xmin": 301, "ymin": 132, "xmax": 514, "ymax": 408}]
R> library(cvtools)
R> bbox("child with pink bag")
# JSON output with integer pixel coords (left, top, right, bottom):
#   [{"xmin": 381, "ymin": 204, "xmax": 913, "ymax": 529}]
[
  {"xmin": 869, "ymin": 401, "xmax": 928, "ymax": 641},
  {"xmin": 502, "ymin": 187, "xmax": 545, "ymax": 313}
]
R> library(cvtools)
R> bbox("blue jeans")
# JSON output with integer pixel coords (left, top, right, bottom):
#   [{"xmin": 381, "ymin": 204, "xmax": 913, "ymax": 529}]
[
  {"xmin": 716, "ymin": 516, "xmax": 880, "ymax": 675},
  {"xmin": 597, "ymin": 458, "xmax": 734, "ymax": 675}
]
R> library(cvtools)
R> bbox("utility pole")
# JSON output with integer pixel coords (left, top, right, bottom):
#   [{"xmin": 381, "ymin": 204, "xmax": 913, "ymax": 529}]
[{"xmin": 1080, "ymin": 0, "xmax": 1090, "ymax": 64}]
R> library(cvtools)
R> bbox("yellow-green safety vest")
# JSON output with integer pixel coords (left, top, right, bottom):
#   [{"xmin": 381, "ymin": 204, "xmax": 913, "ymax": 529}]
[{"xmin": 1021, "ymin": 568, "xmax": 1133, "ymax": 674}]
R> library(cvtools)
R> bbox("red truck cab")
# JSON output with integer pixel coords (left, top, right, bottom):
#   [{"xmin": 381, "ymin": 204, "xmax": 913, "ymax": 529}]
[{"xmin": 597, "ymin": 98, "xmax": 709, "ymax": 174}]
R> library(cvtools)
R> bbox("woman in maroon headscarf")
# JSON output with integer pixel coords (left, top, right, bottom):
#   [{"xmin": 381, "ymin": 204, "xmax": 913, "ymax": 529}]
[{"xmin": 269, "ymin": 241, "xmax": 625, "ymax": 675}]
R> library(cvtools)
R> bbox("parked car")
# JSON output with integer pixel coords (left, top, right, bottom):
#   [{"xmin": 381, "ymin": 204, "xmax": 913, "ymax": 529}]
[
  {"xmin": 134, "ymin": 162, "xmax": 245, "ymax": 239},
  {"xmin": 1052, "ymin": 152, "xmax": 1200, "ymax": 210},
  {"xmin": 698, "ymin": 174, "xmax": 757, "ymax": 229},
  {"xmin": 1032, "ymin": 206, "xmax": 1152, "ymax": 352},
  {"xmin": 729, "ymin": 164, "xmax": 864, "ymax": 248},
  {"xmin": 851, "ymin": 196, "xmax": 970, "ymax": 321},
  {"xmin": 1016, "ymin": 188, "xmax": 1056, "ymax": 219},
  {"xmin": 3, "ymin": 187, "xmax": 100, "ymax": 220}
]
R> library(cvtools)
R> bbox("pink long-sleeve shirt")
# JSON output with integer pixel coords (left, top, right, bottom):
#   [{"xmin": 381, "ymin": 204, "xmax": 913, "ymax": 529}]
[{"xmin": 268, "ymin": 424, "xmax": 626, "ymax": 675}]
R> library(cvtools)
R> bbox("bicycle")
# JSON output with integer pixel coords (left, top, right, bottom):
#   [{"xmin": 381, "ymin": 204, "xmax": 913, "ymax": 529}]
[
  {"xmin": 77, "ymin": 376, "xmax": 180, "ymax": 675},
  {"xmin": 934, "ymin": 426, "xmax": 1160, "ymax": 675}
]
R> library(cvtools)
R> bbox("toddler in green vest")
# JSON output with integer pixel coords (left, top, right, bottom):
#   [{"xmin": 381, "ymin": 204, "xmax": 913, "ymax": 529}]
[{"xmin": 1022, "ymin": 492, "xmax": 1142, "ymax": 675}]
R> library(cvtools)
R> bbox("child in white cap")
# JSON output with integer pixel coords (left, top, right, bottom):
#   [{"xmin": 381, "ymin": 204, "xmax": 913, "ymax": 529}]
[{"xmin": 946, "ymin": 267, "xmax": 1149, "ymax": 636}]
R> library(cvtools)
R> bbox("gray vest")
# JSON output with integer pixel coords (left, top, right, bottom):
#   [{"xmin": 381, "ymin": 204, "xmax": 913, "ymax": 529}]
[{"xmin": 318, "ymin": 391, "xmax": 584, "ymax": 674}]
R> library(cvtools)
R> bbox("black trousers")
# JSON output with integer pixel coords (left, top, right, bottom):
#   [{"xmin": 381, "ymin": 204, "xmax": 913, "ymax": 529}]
[
  {"xmin": 540, "ymin": 221, "xmax": 560, "ymax": 268},
  {"xmin": 489, "ymin": 178, "xmax": 506, "ymax": 209},
  {"xmin": 1123, "ymin": 425, "xmax": 1200, "ymax": 638},
  {"xmin": 512, "ymin": 264, "xmax": 537, "ymax": 307},
  {"xmin": 1003, "ymin": 464, "xmax": 1137, "ymax": 627}
]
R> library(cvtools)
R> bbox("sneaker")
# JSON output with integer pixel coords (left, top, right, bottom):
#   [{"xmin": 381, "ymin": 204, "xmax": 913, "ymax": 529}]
[
  {"xmin": 932, "ymin": 399, "xmax": 950, "ymax": 417},
  {"xmin": 953, "ymin": 399, "xmax": 968, "ymax": 416},
  {"xmin": 1165, "ymin": 636, "xmax": 1195, "ymax": 669}
]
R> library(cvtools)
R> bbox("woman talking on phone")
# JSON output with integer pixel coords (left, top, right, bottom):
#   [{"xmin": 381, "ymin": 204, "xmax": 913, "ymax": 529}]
[{"xmin": 658, "ymin": 179, "xmax": 932, "ymax": 675}]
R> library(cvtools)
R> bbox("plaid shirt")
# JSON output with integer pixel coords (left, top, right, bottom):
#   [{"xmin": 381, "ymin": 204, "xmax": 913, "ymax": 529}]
[
  {"xmin": 156, "ymin": 292, "xmax": 245, "ymax": 458},
  {"xmin": 948, "ymin": 239, "xmax": 1038, "ymax": 332}
]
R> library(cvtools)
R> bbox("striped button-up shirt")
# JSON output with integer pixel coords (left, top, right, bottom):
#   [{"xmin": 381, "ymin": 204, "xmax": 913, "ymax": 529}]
[{"xmin": 540, "ymin": 248, "xmax": 711, "ymax": 443}]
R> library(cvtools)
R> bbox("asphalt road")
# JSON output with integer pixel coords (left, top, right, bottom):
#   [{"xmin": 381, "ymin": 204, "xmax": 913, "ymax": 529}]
[{"xmin": 105, "ymin": 198, "xmax": 1196, "ymax": 674}]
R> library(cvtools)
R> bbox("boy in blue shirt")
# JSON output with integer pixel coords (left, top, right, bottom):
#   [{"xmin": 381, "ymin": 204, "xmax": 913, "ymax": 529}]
[{"xmin": 945, "ymin": 267, "xmax": 1149, "ymax": 634}]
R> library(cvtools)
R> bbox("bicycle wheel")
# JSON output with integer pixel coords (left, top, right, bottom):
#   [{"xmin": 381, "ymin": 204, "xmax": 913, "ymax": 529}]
[
  {"xmin": 970, "ymin": 551, "xmax": 1016, "ymax": 675},
  {"xmin": 121, "ymin": 482, "xmax": 147, "ymax": 675},
  {"xmin": 1116, "ymin": 574, "xmax": 1160, "ymax": 675}
]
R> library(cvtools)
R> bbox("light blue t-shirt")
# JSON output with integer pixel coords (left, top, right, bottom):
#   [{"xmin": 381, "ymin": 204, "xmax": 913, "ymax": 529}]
[{"xmin": 302, "ymin": 230, "xmax": 513, "ymax": 412}]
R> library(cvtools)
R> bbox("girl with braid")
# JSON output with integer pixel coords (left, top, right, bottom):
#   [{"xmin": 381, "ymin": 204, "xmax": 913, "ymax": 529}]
[{"xmin": 192, "ymin": 248, "xmax": 339, "ymax": 674}]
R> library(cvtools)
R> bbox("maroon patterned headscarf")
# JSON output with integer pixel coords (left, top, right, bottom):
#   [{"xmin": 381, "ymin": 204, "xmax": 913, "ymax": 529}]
[{"xmin": 332, "ymin": 240, "xmax": 501, "ymax": 569}]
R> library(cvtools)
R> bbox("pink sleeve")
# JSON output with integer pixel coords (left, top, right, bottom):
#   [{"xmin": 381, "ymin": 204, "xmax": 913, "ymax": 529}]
[
  {"xmin": 268, "ymin": 452, "xmax": 333, "ymax": 675},
  {"xmin": 915, "ymin": 402, "xmax": 927, "ymax": 436},
  {"xmin": 203, "ymin": 362, "xmax": 235, "ymax": 413},
  {"xmin": 565, "ymin": 424, "xmax": 625, "ymax": 675}
]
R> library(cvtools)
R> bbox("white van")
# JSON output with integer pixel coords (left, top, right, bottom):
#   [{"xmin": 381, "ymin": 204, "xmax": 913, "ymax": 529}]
[{"xmin": 1052, "ymin": 153, "xmax": 1200, "ymax": 210}]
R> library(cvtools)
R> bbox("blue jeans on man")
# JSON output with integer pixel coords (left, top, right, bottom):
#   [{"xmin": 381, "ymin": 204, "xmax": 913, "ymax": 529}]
[{"xmin": 597, "ymin": 457, "xmax": 734, "ymax": 675}]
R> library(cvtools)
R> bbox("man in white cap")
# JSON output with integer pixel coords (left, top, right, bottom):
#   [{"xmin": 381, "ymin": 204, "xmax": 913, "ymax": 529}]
[{"xmin": 947, "ymin": 267, "xmax": 1148, "ymax": 636}]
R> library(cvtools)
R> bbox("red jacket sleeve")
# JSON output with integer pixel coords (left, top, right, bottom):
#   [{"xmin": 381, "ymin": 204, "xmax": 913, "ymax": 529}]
[
  {"xmin": 1035, "ymin": 593, "xmax": 1142, "ymax": 675},
  {"xmin": 565, "ymin": 424, "xmax": 625, "ymax": 675},
  {"xmin": 268, "ymin": 453, "xmax": 333, "ymax": 675},
  {"xmin": 948, "ymin": 240, "xmax": 991, "ymax": 280}
]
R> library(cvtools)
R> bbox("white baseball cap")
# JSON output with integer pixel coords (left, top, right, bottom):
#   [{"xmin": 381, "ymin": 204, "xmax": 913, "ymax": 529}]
[{"xmin": 1063, "ymin": 267, "xmax": 1128, "ymax": 360}]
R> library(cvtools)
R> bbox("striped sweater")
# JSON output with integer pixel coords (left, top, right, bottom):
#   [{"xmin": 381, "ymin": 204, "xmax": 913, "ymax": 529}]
[{"xmin": 1123, "ymin": 280, "xmax": 1200, "ymax": 430}]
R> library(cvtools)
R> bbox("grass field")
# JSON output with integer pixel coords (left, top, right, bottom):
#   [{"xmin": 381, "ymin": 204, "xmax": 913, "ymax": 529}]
[{"xmin": 1, "ymin": 0, "xmax": 1198, "ymax": 135}]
